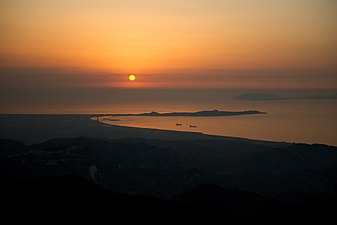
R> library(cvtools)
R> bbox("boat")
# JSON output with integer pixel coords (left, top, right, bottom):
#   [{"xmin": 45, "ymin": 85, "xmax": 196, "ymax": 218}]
[
  {"xmin": 103, "ymin": 118, "xmax": 121, "ymax": 121},
  {"xmin": 176, "ymin": 123, "xmax": 182, "ymax": 126}
]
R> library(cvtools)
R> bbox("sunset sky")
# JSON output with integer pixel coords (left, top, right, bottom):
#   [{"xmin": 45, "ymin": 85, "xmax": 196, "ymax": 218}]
[{"xmin": 1, "ymin": 0, "xmax": 337, "ymax": 89}]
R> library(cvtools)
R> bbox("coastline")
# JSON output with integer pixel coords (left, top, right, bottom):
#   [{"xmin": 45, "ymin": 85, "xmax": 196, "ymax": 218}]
[
  {"xmin": 0, "ymin": 114, "xmax": 335, "ymax": 147},
  {"xmin": 0, "ymin": 114, "xmax": 289, "ymax": 146},
  {"xmin": 94, "ymin": 115, "xmax": 337, "ymax": 147}
]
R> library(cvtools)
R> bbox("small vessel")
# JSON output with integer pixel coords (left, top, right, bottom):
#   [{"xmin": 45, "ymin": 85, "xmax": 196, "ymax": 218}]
[
  {"xmin": 189, "ymin": 125, "xmax": 198, "ymax": 128},
  {"xmin": 109, "ymin": 118, "xmax": 121, "ymax": 121},
  {"xmin": 176, "ymin": 123, "xmax": 182, "ymax": 126},
  {"xmin": 103, "ymin": 118, "xmax": 121, "ymax": 121}
]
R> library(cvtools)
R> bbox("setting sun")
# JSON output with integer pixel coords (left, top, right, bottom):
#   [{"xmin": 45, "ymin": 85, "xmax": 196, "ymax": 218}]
[
  {"xmin": 129, "ymin": 74, "xmax": 136, "ymax": 81},
  {"xmin": 1, "ymin": 1, "xmax": 337, "ymax": 220}
]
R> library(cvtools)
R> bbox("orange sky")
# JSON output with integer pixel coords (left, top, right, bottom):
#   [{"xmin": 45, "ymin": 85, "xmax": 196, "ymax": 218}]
[{"xmin": 1, "ymin": 0, "xmax": 337, "ymax": 88}]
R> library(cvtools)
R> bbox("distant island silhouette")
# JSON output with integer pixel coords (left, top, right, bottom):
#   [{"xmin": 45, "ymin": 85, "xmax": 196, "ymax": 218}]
[
  {"xmin": 110, "ymin": 109, "xmax": 266, "ymax": 117},
  {"xmin": 236, "ymin": 92, "xmax": 337, "ymax": 101},
  {"xmin": 303, "ymin": 94, "xmax": 337, "ymax": 100},
  {"xmin": 235, "ymin": 93, "xmax": 288, "ymax": 101}
]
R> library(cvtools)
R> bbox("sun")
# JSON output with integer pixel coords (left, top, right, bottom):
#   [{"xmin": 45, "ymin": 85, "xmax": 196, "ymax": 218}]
[{"xmin": 128, "ymin": 74, "xmax": 136, "ymax": 81}]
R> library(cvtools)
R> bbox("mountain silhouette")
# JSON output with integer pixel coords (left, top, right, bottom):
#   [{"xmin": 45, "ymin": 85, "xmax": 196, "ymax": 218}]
[{"xmin": 2, "ymin": 176, "xmax": 336, "ymax": 224}]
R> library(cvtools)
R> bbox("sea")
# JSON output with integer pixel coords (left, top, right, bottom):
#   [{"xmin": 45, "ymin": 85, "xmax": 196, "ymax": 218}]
[
  {"xmin": 3, "ymin": 88, "xmax": 336, "ymax": 146},
  {"xmin": 97, "ymin": 96, "xmax": 337, "ymax": 146}
]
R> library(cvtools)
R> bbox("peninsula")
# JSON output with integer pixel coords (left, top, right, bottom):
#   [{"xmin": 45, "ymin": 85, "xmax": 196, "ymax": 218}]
[{"xmin": 110, "ymin": 109, "xmax": 266, "ymax": 117}]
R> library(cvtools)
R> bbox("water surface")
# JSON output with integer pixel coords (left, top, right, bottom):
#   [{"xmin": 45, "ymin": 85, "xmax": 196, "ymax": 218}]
[{"xmin": 98, "ymin": 99, "xmax": 337, "ymax": 146}]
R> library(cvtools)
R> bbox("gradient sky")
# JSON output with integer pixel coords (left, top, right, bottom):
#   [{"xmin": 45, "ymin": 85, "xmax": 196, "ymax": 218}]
[{"xmin": 1, "ymin": 0, "xmax": 337, "ymax": 89}]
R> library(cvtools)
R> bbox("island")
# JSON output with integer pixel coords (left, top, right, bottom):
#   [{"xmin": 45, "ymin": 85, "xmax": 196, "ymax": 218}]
[
  {"xmin": 304, "ymin": 94, "xmax": 337, "ymax": 100},
  {"xmin": 109, "ymin": 109, "xmax": 266, "ymax": 117},
  {"xmin": 236, "ymin": 92, "xmax": 337, "ymax": 101},
  {"xmin": 235, "ymin": 93, "xmax": 288, "ymax": 101}
]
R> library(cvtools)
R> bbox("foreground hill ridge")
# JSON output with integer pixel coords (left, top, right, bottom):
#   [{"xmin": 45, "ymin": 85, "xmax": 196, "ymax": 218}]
[
  {"xmin": 1, "ymin": 115, "xmax": 337, "ymax": 223},
  {"xmin": 1, "ymin": 137, "xmax": 336, "ymax": 203},
  {"xmin": 2, "ymin": 175, "xmax": 336, "ymax": 224}
]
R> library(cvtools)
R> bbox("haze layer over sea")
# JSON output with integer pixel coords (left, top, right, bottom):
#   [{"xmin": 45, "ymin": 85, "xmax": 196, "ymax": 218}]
[{"xmin": 2, "ymin": 88, "xmax": 336, "ymax": 145}]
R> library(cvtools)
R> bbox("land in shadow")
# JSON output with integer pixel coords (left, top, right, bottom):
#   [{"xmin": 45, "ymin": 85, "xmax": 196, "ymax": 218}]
[
  {"xmin": 2, "ymin": 175, "xmax": 336, "ymax": 224},
  {"xmin": 1, "ymin": 136, "xmax": 336, "ymax": 201},
  {"xmin": 1, "ymin": 115, "xmax": 336, "ymax": 223}
]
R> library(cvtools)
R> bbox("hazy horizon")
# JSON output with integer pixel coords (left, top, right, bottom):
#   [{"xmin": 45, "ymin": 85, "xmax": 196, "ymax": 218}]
[{"xmin": 1, "ymin": 86, "xmax": 336, "ymax": 114}]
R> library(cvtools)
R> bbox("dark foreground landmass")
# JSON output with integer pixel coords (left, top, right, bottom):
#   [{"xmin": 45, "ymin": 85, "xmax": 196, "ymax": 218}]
[
  {"xmin": 2, "ymin": 175, "xmax": 336, "ymax": 224},
  {"xmin": 1, "ymin": 137, "xmax": 336, "ymax": 201},
  {"xmin": 0, "ymin": 115, "xmax": 336, "ymax": 223},
  {"xmin": 111, "ymin": 109, "xmax": 266, "ymax": 117}
]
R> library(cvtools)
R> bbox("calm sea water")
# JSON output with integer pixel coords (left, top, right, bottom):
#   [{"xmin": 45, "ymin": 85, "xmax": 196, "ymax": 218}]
[{"xmin": 98, "ymin": 99, "xmax": 337, "ymax": 146}]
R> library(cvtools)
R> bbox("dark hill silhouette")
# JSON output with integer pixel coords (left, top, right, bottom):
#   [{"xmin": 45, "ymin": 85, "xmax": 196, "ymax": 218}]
[
  {"xmin": 1, "ymin": 175, "xmax": 171, "ymax": 223},
  {"xmin": 172, "ymin": 184, "xmax": 287, "ymax": 221},
  {"xmin": 1, "ymin": 137, "xmax": 336, "ymax": 203},
  {"xmin": 0, "ymin": 175, "xmax": 273, "ymax": 224},
  {"xmin": 1, "ymin": 115, "xmax": 336, "ymax": 223},
  {"xmin": 0, "ymin": 139, "xmax": 26, "ymax": 156},
  {"xmin": 1, "ymin": 176, "xmax": 336, "ymax": 224}
]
